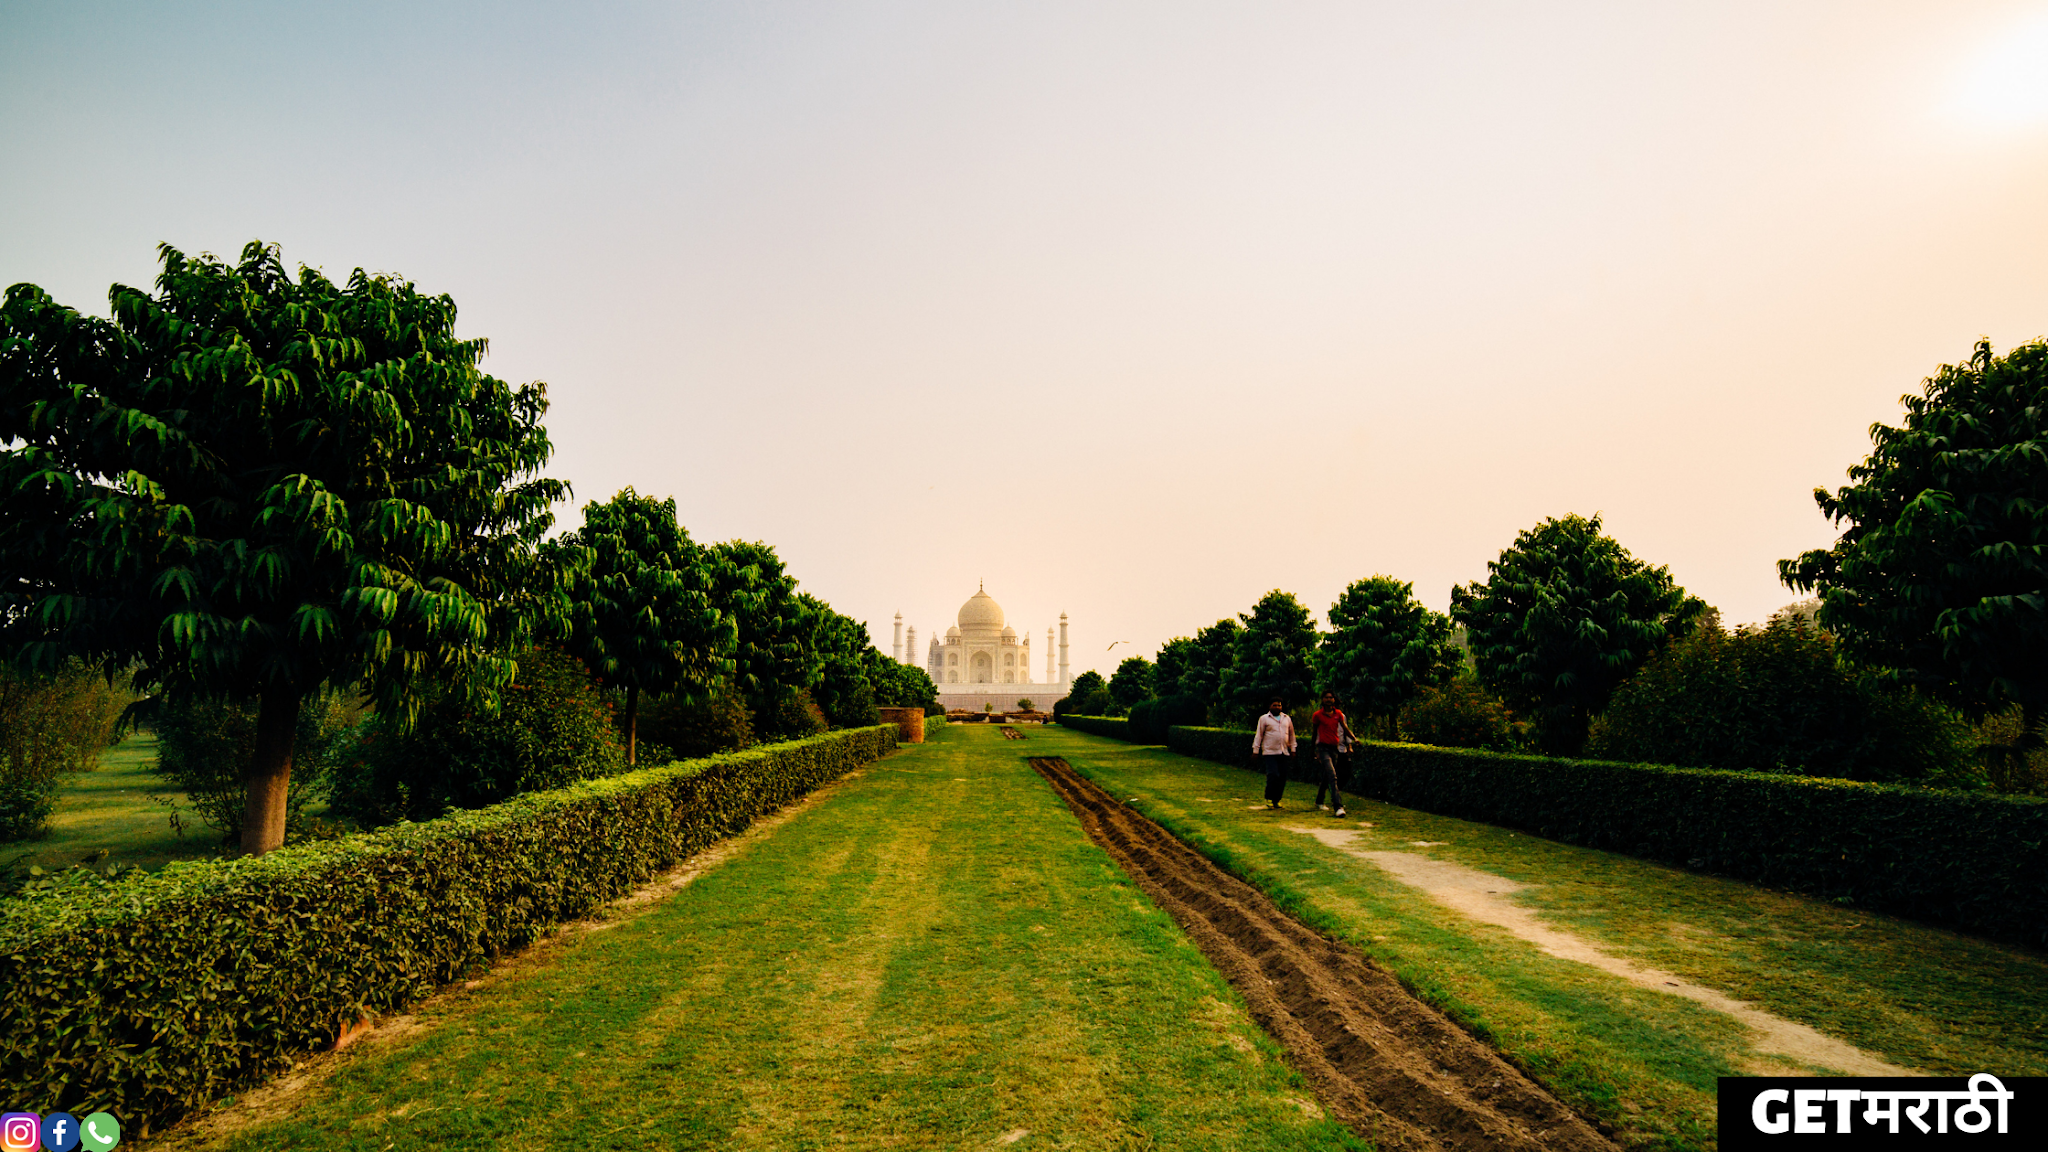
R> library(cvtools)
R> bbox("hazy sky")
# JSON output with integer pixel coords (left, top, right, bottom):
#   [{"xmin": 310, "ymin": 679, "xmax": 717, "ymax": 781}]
[{"xmin": 5, "ymin": 1, "xmax": 2046, "ymax": 679}]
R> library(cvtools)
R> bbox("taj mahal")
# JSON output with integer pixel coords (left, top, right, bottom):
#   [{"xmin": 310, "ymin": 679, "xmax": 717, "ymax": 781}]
[{"xmin": 889, "ymin": 583, "xmax": 1070, "ymax": 712}]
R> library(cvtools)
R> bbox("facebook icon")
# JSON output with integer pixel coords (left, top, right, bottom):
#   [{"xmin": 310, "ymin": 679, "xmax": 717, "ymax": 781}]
[{"xmin": 41, "ymin": 1114, "xmax": 80, "ymax": 1152}]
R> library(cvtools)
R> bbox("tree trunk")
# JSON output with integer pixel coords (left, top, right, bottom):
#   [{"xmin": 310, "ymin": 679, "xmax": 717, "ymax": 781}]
[
  {"xmin": 626, "ymin": 684, "xmax": 640, "ymax": 767},
  {"xmin": 242, "ymin": 685, "xmax": 301, "ymax": 856}
]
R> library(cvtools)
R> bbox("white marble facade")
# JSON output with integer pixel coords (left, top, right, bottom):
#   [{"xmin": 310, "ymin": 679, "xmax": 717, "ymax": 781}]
[{"xmin": 890, "ymin": 585, "xmax": 1070, "ymax": 700}]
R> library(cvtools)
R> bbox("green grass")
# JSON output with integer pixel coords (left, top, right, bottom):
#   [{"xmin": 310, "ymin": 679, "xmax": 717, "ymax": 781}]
[
  {"xmin": 168, "ymin": 724, "xmax": 1369, "ymax": 1151},
  {"xmin": 1032, "ymin": 727, "xmax": 2048, "ymax": 1152},
  {"xmin": 4, "ymin": 733, "xmax": 224, "ymax": 871}
]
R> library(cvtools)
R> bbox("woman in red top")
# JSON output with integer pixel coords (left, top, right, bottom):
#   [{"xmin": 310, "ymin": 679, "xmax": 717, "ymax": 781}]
[{"xmin": 1310, "ymin": 690, "xmax": 1355, "ymax": 816}]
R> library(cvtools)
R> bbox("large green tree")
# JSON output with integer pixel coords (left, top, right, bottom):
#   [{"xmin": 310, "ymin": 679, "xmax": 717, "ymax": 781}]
[
  {"xmin": 1316, "ymin": 575, "xmax": 1461, "ymax": 736},
  {"xmin": 1178, "ymin": 618, "xmax": 1242, "ymax": 713},
  {"xmin": 806, "ymin": 596, "xmax": 882, "ymax": 729},
  {"xmin": 1219, "ymin": 590, "xmax": 1320, "ymax": 715},
  {"xmin": 1108, "ymin": 656, "xmax": 1155, "ymax": 713},
  {"xmin": 1452, "ymin": 513, "xmax": 1702, "ymax": 755},
  {"xmin": 1780, "ymin": 339, "xmax": 2048, "ymax": 755},
  {"xmin": 1152, "ymin": 636, "xmax": 1197, "ymax": 698},
  {"xmin": 547, "ymin": 488, "xmax": 734, "ymax": 765},
  {"xmin": 0, "ymin": 242, "xmax": 565, "ymax": 853},
  {"xmin": 705, "ymin": 540, "xmax": 823, "ymax": 736}
]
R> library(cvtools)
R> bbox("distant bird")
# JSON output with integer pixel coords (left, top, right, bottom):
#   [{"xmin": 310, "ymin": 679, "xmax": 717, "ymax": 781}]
[{"xmin": 1107, "ymin": 640, "xmax": 1131, "ymax": 652}]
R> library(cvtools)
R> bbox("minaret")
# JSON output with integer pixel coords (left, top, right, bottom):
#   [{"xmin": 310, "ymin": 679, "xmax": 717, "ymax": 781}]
[
  {"xmin": 1046, "ymin": 627, "xmax": 1055, "ymax": 683},
  {"xmin": 892, "ymin": 612, "xmax": 903, "ymax": 663},
  {"xmin": 1058, "ymin": 612, "xmax": 1070, "ymax": 685},
  {"xmin": 905, "ymin": 624, "xmax": 917, "ymax": 665}
]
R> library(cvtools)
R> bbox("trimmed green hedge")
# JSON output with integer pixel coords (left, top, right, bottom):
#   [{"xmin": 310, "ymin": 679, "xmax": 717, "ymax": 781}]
[
  {"xmin": 0, "ymin": 725, "xmax": 897, "ymax": 1136},
  {"xmin": 1054, "ymin": 715, "xmax": 1131, "ymax": 740},
  {"xmin": 1166, "ymin": 726, "xmax": 2048, "ymax": 948}
]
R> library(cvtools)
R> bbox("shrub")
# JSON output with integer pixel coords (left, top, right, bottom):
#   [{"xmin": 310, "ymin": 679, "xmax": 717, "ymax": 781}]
[
  {"xmin": 1166, "ymin": 726, "xmax": 1320, "ymax": 783},
  {"xmin": 762, "ymin": 687, "xmax": 829, "ymax": 741},
  {"xmin": 1398, "ymin": 676, "xmax": 1518, "ymax": 751},
  {"xmin": 632, "ymin": 681, "xmax": 754, "ymax": 762},
  {"xmin": 1586, "ymin": 613, "xmax": 1976, "ymax": 784},
  {"xmin": 1166, "ymin": 727, "xmax": 2048, "ymax": 948},
  {"xmin": 0, "ymin": 725, "xmax": 897, "ymax": 1135},
  {"xmin": 327, "ymin": 647, "xmax": 625, "ymax": 826},
  {"xmin": 1055, "ymin": 715, "xmax": 1132, "ymax": 741},
  {"xmin": 0, "ymin": 665, "xmax": 130, "ymax": 840},
  {"xmin": 1126, "ymin": 694, "xmax": 1208, "ymax": 744},
  {"xmin": 151, "ymin": 692, "xmax": 360, "ymax": 845}
]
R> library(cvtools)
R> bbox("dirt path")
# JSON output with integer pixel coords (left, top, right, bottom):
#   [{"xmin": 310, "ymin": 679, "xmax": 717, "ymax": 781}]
[
  {"xmin": 1030, "ymin": 757, "xmax": 1618, "ymax": 1152},
  {"xmin": 1282, "ymin": 826, "xmax": 1910, "ymax": 1077}
]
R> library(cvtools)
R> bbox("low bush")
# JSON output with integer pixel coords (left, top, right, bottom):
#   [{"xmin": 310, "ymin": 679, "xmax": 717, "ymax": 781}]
[
  {"xmin": 1586, "ymin": 614, "xmax": 1978, "ymax": 784},
  {"xmin": 0, "ymin": 664, "xmax": 130, "ymax": 840},
  {"xmin": 1398, "ymin": 676, "xmax": 1519, "ymax": 751},
  {"xmin": 1126, "ymin": 694, "xmax": 1209, "ymax": 744},
  {"xmin": 1166, "ymin": 726, "xmax": 1321, "ymax": 782},
  {"xmin": 1165, "ymin": 726, "xmax": 2048, "ymax": 948},
  {"xmin": 328, "ymin": 646, "xmax": 625, "ymax": 827},
  {"xmin": 1055, "ymin": 715, "xmax": 1131, "ymax": 741},
  {"xmin": 0, "ymin": 724, "xmax": 897, "ymax": 1135},
  {"xmin": 631, "ymin": 680, "xmax": 755, "ymax": 762}
]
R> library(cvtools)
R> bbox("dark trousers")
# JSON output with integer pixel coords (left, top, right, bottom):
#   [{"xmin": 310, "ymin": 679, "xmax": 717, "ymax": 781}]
[
  {"xmin": 1261, "ymin": 754, "xmax": 1290, "ymax": 803},
  {"xmin": 1314, "ymin": 743, "xmax": 1345, "ymax": 808}
]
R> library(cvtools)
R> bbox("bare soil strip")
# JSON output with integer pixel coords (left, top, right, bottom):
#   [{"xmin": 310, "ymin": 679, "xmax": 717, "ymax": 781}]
[
  {"xmin": 1029, "ymin": 757, "xmax": 1619, "ymax": 1152},
  {"xmin": 1283, "ymin": 826, "xmax": 1910, "ymax": 1076}
]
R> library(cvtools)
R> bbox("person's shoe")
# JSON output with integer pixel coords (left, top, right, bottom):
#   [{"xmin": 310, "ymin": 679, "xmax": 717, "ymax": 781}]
[
  {"xmin": 1316, "ymin": 803, "xmax": 1329, "ymax": 811},
  {"xmin": 1334, "ymin": 807, "xmax": 1347, "ymax": 817}
]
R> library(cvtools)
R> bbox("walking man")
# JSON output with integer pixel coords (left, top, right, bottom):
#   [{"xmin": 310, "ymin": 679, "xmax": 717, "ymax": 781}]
[
  {"xmin": 1251, "ymin": 697, "xmax": 1295, "ymax": 809},
  {"xmin": 1310, "ymin": 690, "xmax": 1355, "ymax": 817}
]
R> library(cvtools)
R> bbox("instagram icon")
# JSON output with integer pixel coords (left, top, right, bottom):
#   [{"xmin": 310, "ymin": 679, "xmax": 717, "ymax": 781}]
[{"xmin": 1, "ymin": 1113, "xmax": 37, "ymax": 1152}]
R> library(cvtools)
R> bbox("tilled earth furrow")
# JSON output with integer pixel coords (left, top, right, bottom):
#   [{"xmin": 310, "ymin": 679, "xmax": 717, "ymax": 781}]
[{"xmin": 1029, "ymin": 756, "xmax": 1618, "ymax": 1152}]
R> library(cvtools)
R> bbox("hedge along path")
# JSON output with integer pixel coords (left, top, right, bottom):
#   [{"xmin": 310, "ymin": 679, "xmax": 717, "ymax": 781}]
[
  {"xmin": 155, "ymin": 765, "xmax": 873, "ymax": 1149},
  {"xmin": 1034, "ymin": 727, "xmax": 2048, "ymax": 1152},
  {"xmin": 1282, "ymin": 827, "xmax": 1906, "ymax": 1077},
  {"xmin": 156, "ymin": 724, "xmax": 1372, "ymax": 1151},
  {"xmin": 1031, "ymin": 756, "xmax": 1615, "ymax": 1152}
]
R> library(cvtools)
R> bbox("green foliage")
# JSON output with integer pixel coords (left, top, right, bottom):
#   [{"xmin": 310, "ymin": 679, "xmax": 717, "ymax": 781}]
[
  {"xmin": 631, "ymin": 680, "xmax": 754, "ymax": 762},
  {"xmin": 805, "ymin": 598, "xmax": 882, "ymax": 730},
  {"xmin": 0, "ymin": 242, "xmax": 568, "ymax": 854},
  {"xmin": 1587, "ymin": 613, "xmax": 1978, "ymax": 784},
  {"xmin": 1108, "ymin": 656, "xmax": 1155, "ymax": 713},
  {"xmin": 1054, "ymin": 669, "xmax": 1111, "ymax": 718},
  {"xmin": 1179, "ymin": 618, "xmax": 1242, "ymax": 715},
  {"xmin": 1315, "ymin": 575, "xmax": 1461, "ymax": 734},
  {"xmin": 1452, "ymin": 514, "xmax": 1704, "ymax": 755},
  {"xmin": 327, "ymin": 647, "xmax": 624, "ymax": 826},
  {"xmin": 1164, "ymin": 726, "xmax": 2048, "ymax": 948},
  {"xmin": 1054, "ymin": 715, "xmax": 1131, "ymax": 741},
  {"xmin": 1219, "ymin": 591, "xmax": 1319, "ymax": 717},
  {"xmin": 770, "ymin": 688, "xmax": 830, "ymax": 740},
  {"xmin": 1780, "ymin": 338, "xmax": 2048, "ymax": 746},
  {"xmin": 1016, "ymin": 698, "xmax": 1034, "ymax": 712},
  {"xmin": 546, "ymin": 489, "xmax": 736, "ymax": 765},
  {"xmin": 0, "ymin": 725, "xmax": 897, "ymax": 1135},
  {"xmin": 151, "ymin": 692, "xmax": 359, "ymax": 844},
  {"xmin": 1165, "ymin": 726, "xmax": 1316, "ymax": 781},
  {"xmin": 1152, "ymin": 637, "xmax": 1197, "ymax": 698},
  {"xmin": 1126, "ymin": 694, "xmax": 1209, "ymax": 744},
  {"xmin": 0, "ymin": 664, "xmax": 130, "ymax": 840},
  {"xmin": 864, "ymin": 651, "xmax": 940, "ymax": 715},
  {"xmin": 1397, "ymin": 676, "xmax": 1518, "ymax": 751},
  {"xmin": 705, "ymin": 541, "xmax": 824, "ymax": 737}
]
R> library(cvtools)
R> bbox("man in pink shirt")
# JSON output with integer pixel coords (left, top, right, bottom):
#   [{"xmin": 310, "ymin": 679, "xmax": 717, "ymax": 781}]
[{"xmin": 1251, "ymin": 697, "xmax": 1295, "ymax": 808}]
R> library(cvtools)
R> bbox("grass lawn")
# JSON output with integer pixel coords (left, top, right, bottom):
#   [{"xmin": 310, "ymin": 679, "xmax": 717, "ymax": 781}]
[
  {"xmin": 1033, "ymin": 727, "xmax": 2048, "ymax": 1152},
  {"xmin": 165, "ymin": 724, "xmax": 1369, "ymax": 1151},
  {"xmin": 4, "ymin": 733, "xmax": 224, "ymax": 871}
]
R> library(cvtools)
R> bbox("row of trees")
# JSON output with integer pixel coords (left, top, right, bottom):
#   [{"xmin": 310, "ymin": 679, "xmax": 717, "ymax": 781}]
[
  {"xmin": 1084, "ymin": 336, "xmax": 2044, "ymax": 789},
  {"xmin": 0, "ymin": 242, "xmax": 937, "ymax": 851}
]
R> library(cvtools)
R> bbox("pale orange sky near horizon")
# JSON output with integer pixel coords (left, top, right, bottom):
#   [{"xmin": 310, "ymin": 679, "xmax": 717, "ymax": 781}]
[{"xmin": 4, "ymin": 1, "xmax": 2046, "ymax": 681}]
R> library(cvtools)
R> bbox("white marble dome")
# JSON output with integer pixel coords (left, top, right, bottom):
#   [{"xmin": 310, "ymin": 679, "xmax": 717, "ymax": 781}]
[{"xmin": 957, "ymin": 587, "xmax": 1005, "ymax": 631}]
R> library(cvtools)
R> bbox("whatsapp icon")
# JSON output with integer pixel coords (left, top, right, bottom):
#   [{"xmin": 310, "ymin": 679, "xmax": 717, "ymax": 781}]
[{"xmin": 80, "ymin": 1113, "xmax": 119, "ymax": 1150}]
